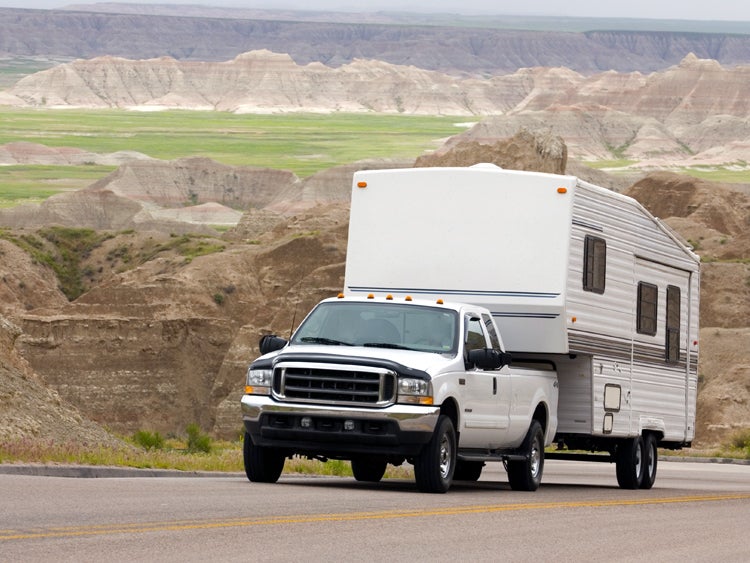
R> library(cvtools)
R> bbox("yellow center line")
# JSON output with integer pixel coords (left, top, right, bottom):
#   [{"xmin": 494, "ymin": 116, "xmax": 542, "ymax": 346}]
[{"xmin": 3, "ymin": 493, "xmax": 750, "ymax": 541}]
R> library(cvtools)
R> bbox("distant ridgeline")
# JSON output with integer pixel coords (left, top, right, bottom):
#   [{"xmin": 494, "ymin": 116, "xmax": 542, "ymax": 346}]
[{"xmin": 2, "ymin": 7, "xmax": 750, "ymax": 74}]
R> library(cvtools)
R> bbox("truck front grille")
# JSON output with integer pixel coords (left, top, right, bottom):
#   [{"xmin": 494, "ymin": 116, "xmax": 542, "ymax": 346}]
[{"xmin": 272, "ymin": 362, "xmax": 396, "ymax": 406}]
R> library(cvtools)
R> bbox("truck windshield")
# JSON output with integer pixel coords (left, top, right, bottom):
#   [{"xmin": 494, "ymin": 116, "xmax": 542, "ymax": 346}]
[{"xmin": 291, "ymin": 301, "xmax": 459, "ymax": 355}]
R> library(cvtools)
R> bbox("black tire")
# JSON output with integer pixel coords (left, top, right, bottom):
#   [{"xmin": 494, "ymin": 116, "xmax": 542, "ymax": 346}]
[
  {"xmin": 616, "ymin": 436, "xmax": 645, "ymax": 489},
  {"xmin": 640, "ymin": 433, "xmax": 658, "ymax": 490},
  {"xmin": 351, "ymin": 457, "xmax": 388, "ymax": 483},
  {"xmin": 414, "ymin": 415, "xmax": 456, "ymax": 493},
  {"xmin": 507, "ymin": 420, "xmax": 545, "ymax": 491},
  {"xmin": 243, "ymin": 431, "xmax": 285, "ymax": 483},
  {"xmin": 453, "ymin": 460, "xmax": 484, "ymax": 482}
]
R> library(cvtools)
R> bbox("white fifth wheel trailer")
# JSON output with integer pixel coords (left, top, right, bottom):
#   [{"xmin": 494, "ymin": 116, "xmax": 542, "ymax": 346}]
[{"xmin": 344, "ymin": 164, "xmax": 700, "ymax": 487}]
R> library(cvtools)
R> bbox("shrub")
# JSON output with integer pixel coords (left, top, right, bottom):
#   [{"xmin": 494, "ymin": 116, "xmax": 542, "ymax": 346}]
[
  {"xmin": 185, "ymin": 423, "xmax": 212, "ymax": 454},
  {"xmin": 132, "ymin": 430, "xmax": 165, "ymax": 450}
]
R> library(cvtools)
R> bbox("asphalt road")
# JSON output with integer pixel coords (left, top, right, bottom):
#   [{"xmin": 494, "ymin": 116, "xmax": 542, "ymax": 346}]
[{"xmin": 1, "ymin": 459, "xmax": 749, "ymax": 562}]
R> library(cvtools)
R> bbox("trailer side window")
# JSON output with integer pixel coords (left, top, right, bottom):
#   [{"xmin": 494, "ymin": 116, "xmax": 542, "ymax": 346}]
[
  {"xmin": 583, "ymin": 235, "xmax": 606, "ymax": 294},
  {"xmin": 666, "ymin": 285, "xmax": 681, "ymax": 363},
  {"xmin": 637, "ymin": 282, "xmax": 658, "ymax": 336}
]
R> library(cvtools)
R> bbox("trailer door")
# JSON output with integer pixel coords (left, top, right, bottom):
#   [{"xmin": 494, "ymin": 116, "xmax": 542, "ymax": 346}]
[{"xmin": 632, "ymin": 257, "xmax": 692, "ymax": 441}]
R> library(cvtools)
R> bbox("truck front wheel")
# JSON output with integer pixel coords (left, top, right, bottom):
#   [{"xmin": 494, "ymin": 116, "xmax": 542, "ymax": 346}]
[
  {"xmin": 615, "ymin": 436, "xmax": 645, "ymax": 489},
  {"xmin": 243, "ymin": 431, "xmax": 285, "ymax": 483},
  {"xmin": 507, "ymin": 420, "xmax": 544, "ymax": 491},
  {"xmin": 414, "ymin": 415, "xmax": 456, "ymax": 493}
]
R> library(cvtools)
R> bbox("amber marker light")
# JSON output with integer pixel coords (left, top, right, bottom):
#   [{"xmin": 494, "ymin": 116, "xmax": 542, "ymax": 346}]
[
  {"xmin": 405, "ymin": 295, "xmax": 413, "ymax": 301},
  {"xmin": 357, "ymin": 181, "xmax": 368, "ymax": 188},
  {"xmin": 571, "ymin": 316, "xmax": 577, "ymax": 323},
  {"xmin": 367, "ymin": 293, "xmax": 375, "ymax": 299},
  {"xmin": 557, "ymin": 187, "xmax": 568, "ymax": 194}
]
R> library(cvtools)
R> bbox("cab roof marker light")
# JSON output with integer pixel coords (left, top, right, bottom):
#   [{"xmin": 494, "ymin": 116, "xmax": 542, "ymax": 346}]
[
  {"xmin": 436, "ymin": 298, "xmax": 444, "ymax": 305},
  {"xmin": 405, "ymin": 295, "xmax": 413, "ymax": 301},
  {"xmin": 367, "ymin": 293, "xmax": 375, "ymax": 299},
  {"xmin": 337, "ymin": 293, "xmax": 345, "ymax": 299},
  {"xmin": 386, "ymin": 294, "xmax": 393, "ymax": 300}
]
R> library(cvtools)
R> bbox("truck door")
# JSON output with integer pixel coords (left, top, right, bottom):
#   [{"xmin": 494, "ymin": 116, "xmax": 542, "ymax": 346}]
[{"xmin": 459, "ymin": 314, "xmax": 512, "ymax": 449}]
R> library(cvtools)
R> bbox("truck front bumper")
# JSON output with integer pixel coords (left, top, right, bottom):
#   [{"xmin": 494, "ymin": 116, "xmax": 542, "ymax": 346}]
[{"xmin": 241, "ymin": 395, "xmax": 440, "ymax": 458}]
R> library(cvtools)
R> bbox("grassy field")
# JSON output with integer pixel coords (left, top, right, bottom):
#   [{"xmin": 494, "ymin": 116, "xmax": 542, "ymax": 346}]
[
  {"xmin": 0, "ymin": 108, "xmax": 464, "ymax": 206},
  {"xmin": 2, "ymin": 108, "xmax": 749, "ymax": 209}
]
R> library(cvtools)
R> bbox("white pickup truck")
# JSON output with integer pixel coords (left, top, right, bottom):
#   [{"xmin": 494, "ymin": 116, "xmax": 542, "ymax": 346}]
[{"xmin": 241, "ymin": 294, "xmax": 558, "ymax": 493}]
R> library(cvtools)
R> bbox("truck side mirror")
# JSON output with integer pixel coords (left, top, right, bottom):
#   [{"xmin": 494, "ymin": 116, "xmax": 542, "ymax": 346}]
[
  {"xmin": 467, "ymin": 348, "xmax": 512, "ymax": 370},
  {"xmin": 259, "ymin": 334, "xmax": 288, "ymax": 355}
]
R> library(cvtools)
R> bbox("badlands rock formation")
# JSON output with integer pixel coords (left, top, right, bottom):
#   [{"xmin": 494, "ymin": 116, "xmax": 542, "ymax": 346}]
[{"xmin": 3, "ymin": 51, "xmax": 748, "ymax": 169}]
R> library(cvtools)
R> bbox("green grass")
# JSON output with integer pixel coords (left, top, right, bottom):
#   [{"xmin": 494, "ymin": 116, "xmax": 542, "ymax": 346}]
[
  {"xmin": 0, "ymin": 164, "xmax": 116, "ymax": 208},
  {"xmin": 0, "ymin": 435, "xmax": 415, "ymax": 478},
  {"xmin": 0, "ymin": 108, "xmax": 460, "ymax": 172},
  {"xmin": 0, "ymin": 108, "xmax": 462, "ymax": 207},
  {"xmin": 678, "ymin": 165, "xmax": 750, "ymax": 184}
]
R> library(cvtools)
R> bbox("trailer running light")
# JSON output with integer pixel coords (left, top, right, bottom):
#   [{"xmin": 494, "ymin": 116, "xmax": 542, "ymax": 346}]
[{"xmin": 357, "ymin": 181, "xmax": 368, "ymax": 188}]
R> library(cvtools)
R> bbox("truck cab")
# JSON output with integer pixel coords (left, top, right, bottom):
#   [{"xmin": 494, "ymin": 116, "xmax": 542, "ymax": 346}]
[{"xmin": 241, "ymin": 294, "xmax": 558, "ymax": 493}]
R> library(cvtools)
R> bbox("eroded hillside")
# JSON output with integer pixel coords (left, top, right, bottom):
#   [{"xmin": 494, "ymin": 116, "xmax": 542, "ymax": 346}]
[{"xmin": 1, "ymin": 132, "xmax": 748, "ymax": 449}]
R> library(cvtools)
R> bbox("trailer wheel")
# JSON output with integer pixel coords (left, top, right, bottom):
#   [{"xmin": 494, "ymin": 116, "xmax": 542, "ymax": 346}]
[
  {"xmin": 640, "ymin": 434, "xmax": 658, "ymax": 490},
  {"xmin": 615, "ymin": 436, "xmax": 645, "ymax": 489},
  {"xmin": 507, "ymin": 420, "xmax": 545, "ymax": 491},
  {"xmin": 351, "ymin": 457, "xmax": 388, "ymax": 483},
  {"xmin": 453, "ymin": 460, "xmax": 484, "ymax": 482},
  {"xmin": 243, "ymin": 432, "xmax": 285, "ymax": 483},
  {"xmin": 414, "ymin": 415, "xmax": 456, "ymax": 493}
]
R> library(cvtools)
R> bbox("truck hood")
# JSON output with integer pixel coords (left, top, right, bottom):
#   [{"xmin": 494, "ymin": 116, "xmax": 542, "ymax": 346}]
[{"xmin": 265, "ymin": 344, "xmax": 460, "ymax": 375}]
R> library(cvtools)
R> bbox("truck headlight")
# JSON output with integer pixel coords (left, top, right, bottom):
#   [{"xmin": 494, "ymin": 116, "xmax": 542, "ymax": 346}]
[
  {"xmin": 398, "ymin": 377, "xmax": 433, "ymax": 405},
  {"xmin": 245, "ymin": 367, "xmax": 272, "ymax": 395}
]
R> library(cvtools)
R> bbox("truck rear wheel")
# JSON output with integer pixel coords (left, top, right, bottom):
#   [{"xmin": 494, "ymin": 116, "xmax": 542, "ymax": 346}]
[
  {"xmin": 616, "ymin": 436, "xmax": 645, "ymax": 489},
  {"xmin": 414, "ymin": 415, "xmax": 456, "ymax": 493},
  {"xmin": 243, "ymin": 431, "xmax": 285, "ymax": 483},
  {"xmin": 507, "ymin": 420, "xmax": 544, "ymax": 491},
  {"xmin": 639, "ymin": 433, "xmax": 658, "ymax": 490},
  {"xmin": 351, "ymin": 457, "xmax": 387, "ymax": 483}
]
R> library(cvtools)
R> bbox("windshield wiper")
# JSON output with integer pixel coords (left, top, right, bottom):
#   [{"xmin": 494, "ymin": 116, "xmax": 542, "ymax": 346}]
[
  {"xmin": 362, "ymin": 342, "xmax": 414, "ymax": 350},
  {"xmin": 299, "ymin": 337, "xmax": 353, "ymax": 346}
]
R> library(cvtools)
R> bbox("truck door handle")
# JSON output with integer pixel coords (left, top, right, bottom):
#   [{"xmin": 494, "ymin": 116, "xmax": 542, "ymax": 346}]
[{"xmin": 493, "ymin": 377, "xmax": 497, "ymax": 395}]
